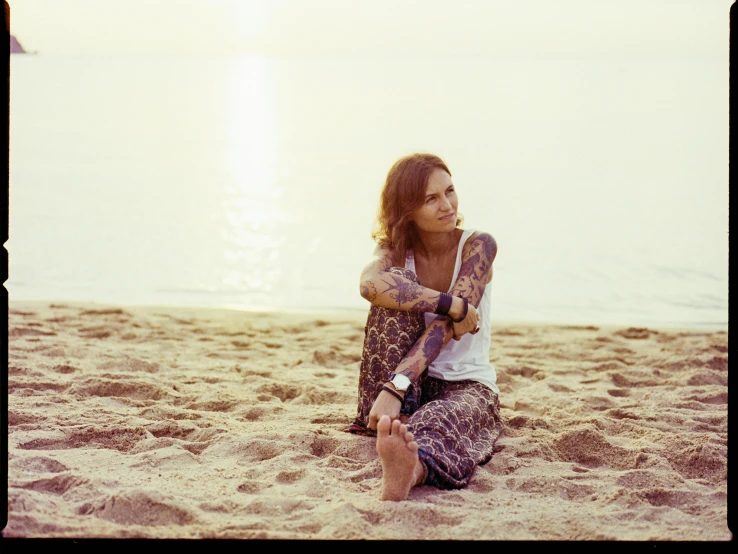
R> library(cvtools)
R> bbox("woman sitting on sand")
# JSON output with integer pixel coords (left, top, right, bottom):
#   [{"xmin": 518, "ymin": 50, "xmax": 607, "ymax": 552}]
[{"xmin": 349, "ymin": 153, "xmax": 503, "ymax": 501}]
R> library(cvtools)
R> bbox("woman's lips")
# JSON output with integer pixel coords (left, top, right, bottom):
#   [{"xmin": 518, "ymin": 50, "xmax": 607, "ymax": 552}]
[{"xmin": 440, "ymin": 212, "xmax": 456, "ymax": 221}]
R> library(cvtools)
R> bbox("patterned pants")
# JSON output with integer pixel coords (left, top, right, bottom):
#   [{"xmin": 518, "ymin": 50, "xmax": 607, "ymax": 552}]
[{"xmin": 350, "ymin": 267, "xmax": 503, "ymax": 489}]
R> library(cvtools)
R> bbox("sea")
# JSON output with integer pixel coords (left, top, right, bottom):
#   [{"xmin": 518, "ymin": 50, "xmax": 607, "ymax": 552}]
[{"xmin": 6, "ymin": 52, "xmax": 729, "ymax": 329}]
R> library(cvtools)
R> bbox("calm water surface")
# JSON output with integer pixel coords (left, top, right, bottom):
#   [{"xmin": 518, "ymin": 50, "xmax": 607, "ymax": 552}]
[{"xmin": 7, "ymin": 53, "xmax": 729, "ymax": 328}]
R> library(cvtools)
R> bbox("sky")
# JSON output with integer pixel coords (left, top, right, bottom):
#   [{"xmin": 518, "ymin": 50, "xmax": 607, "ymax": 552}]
[{"xmin": 5, "ymin": 0, "xmax": 733, "ymax": 57}]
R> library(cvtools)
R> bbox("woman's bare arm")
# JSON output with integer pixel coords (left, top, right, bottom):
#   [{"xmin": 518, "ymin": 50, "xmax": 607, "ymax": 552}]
[{"xmin": 359, "ymin": 243, "xmax": 445, "ymax": 313}]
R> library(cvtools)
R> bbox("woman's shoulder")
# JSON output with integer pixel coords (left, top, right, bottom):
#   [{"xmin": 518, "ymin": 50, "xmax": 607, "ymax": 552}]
[
  {"xmin": 463, "ymin": 228, "xmax": 496, "ymax": 246},
  {"xmin": 372, "ymin": 241, "xmax": 407, "ymax": 268},
  {"xmin": 462, "ymin": 229, "xmax": 497, "ymax": 259}
]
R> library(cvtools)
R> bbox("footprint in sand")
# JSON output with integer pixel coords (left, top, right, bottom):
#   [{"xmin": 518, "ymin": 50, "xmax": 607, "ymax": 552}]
[
  {"xmin": 614, "ymin": 327, "xmax": 658, "ymax": 340},
  {"xmin": 554, "ymin": 426, "xmax": 637, "ymax": 470},
  {"xmin": 18, "ymin": 425, "xmax": 150, "ymax": 453},
  {"xmin": 310, "ymin": 414, "xmax": 350, "ymax": 425},
  {"xmin": 8, "ymin": 377, "xmax": 68, "ymax": 395},
  {"xmin": 504, "ymin": 365, "xmax": 544, "ymax": 380},
  {"xmin": 244, "ymin": 404, "xmax": 282, "ymax": 422},
  {"xmin": 505, "ymin": 475, "xmax": 596, "ymax": 501},
  {"xmin": 14, "ymin": 473, "xmax": 87, "ymax": 495},
  {"xmin": 13, "ymin": 455, "xmax": 69, "ymax": 473},
  {"xmin": 313, "ymin": 348, "xmax": 361, "ymax": 369},
  {"xmin": 637, "ymin": 488, "xmax": 708, "ymax": 516},
  {"xmin": 686, "ymin": 370, "xmax": 727, "ymax": 386},
  {"xmin": 685, "ymin": 392, "xmax": 727, "ymax": 405},
  {"xmin": 80, "ymin": 489, "xmax": 197, "ymax": 526},
  {"xmin": 664, "ymin": 443, "xmax": 727, "ymax": 484},
  {"xmin": 276, "ymin": 468, "xmax": 307, "ymax": 484},
  {"xmin": 69, "ymin": 376, "xmax": 169, "ymax": 401},
  {"xmin": 610, "ymin": 371, "xmax": 659, "ymax": 388},
  {"xmin": 183, "ymin": 396, "xmax": 240, "ymax": 412},
  {"xmin": 144, "ymin": 420, "xmax": 223, "ymax": 443},
  {"xmin": 504, "ymin": 414, "xmax": 552, "ymax": 431},
  {"xmin": 256, "ymin": 382, "xmax": 302, "ymax": 402},
  {"xmin": 52, "ymin": 364, "xmax": 79, "ymax": 374},
  {"xmin": 237, "ymin": 480, "xmax": 266, "ymax": 494}
]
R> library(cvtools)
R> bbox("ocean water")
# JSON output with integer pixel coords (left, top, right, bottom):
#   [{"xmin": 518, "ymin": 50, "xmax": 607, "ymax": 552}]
[{"xmin": 6, "ymin": 53, "xmax": 729, "ymax": 328}]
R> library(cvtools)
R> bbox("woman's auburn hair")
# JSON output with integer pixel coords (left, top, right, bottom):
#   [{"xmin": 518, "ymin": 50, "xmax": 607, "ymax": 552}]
[{"xmin": 372, "ymin": 153, "xmax": 462, "ymax": 255}]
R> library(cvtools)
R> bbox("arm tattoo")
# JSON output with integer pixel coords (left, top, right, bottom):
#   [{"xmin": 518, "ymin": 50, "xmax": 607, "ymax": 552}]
[
  {"xmin": 361, "ymin": 282, "xmax": 378, "ymax": 302},
  {"xmin": 458, "ymin": 251, "xmax": 482, "ymax": 280},
  {"xmin": 399, "ymin": 322, "xmax": 454, "ymax": 380},
  {"xmin": 413, "ymin": 299, "xmax": 437, "ymax": 312},
  {"xmin": 380, "ymin": 275, "xmax": 423, "ymax": 307},
  {"xmin": 422, "ymin": 325, "xmax": 446, "ymax": 360},
  {"xmin": 452, "ymin": 234, "xmax": 496, "ymax": 306},
  {"xmin": 397, "ymin": 360, "xmax": 422, "ymax": 380}
]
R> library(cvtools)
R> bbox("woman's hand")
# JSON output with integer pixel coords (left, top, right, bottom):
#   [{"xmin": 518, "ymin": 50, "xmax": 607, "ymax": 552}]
[
  {"xmin": 367, "ymin": 389, "xmax": 403, "ymax": 431},
  {"xmin": 451, "ymin": 302, "xmax": 480, "ymax": 340}
]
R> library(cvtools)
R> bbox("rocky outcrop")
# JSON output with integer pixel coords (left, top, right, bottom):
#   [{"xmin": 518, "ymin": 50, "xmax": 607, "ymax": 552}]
[{"xmin": 10, "ymin": 35, "xmax": 26, "ymax": 53}]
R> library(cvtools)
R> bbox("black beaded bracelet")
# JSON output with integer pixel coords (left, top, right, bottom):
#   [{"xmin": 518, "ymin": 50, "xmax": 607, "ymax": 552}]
[
  {"xmin": 435, "ymin": 292, "xmax": 453, "ymax": 316},
  {"xmin": 381, "ymin": 385, "xmax": 405, "ymax": 403},
  {"xmin": 451, "ymin": 297, "xmax": 469, "ymax": 323}
]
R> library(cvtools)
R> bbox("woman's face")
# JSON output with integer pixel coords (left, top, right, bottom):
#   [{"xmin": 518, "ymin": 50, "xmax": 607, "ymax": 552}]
[{"xmin": 410, "ymin": 168, "xmax": 458, "ymax": 233}]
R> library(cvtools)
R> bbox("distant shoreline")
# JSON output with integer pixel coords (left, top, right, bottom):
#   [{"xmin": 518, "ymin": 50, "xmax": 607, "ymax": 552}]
[{"xmin": 7, "ymin": 299, "xmax": 729, "ymax": 333}]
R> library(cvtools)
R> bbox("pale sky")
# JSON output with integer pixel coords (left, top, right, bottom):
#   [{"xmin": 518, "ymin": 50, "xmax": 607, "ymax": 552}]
[{"xmin": 6, "ymin": 0, "xmax": 733, "ymax": 57}]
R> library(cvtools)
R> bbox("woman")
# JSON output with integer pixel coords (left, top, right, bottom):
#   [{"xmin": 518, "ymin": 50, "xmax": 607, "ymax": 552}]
[{"xmin": 349, "ymin": 153, "xmax": 503, "ymax": 501}]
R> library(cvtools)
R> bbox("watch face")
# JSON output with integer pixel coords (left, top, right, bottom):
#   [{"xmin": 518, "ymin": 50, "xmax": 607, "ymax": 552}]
[{"xmin": 391, "ymin": 374, "xmax": 412, "ymax": 392}]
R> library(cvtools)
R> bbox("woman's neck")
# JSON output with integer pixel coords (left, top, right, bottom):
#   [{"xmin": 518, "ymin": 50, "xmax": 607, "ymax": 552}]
[{"xmin": 413, "ymin": 229, "xmax": 460, "ymax": 260}]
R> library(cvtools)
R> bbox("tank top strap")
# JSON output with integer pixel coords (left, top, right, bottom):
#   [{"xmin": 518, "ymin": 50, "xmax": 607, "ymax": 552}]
[{"xmin": 404, "ymin": 249, "xmax": 416, "ymax": 273}]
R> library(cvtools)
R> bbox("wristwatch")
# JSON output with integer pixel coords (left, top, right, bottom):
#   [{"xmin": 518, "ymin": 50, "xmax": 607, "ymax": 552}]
[{"xmin": 390, "ymin": 374, "xmax": 412, "ymax": 393}]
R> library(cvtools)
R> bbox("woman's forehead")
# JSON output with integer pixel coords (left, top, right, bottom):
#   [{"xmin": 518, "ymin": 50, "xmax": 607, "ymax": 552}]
[{"xmin": 425, "ymin": 169, "xmax": 453, "ymax": 193}]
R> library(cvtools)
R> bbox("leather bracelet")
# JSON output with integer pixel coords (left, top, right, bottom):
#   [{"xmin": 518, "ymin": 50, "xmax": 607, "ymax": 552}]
[
  {"xmin": 451, "ymin": 296, "xmax": 469, "ymax": 323},
  {"xmin": 381, "ymin": 385, "xmax": 405, "ymax": 403},
  {"xmin": 435, "ymin": 292, "xmax": 453, "ymax": 316}
]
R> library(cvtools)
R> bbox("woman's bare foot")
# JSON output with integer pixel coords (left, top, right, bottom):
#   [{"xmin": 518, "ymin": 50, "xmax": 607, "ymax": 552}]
[{"xmin": 376, "ymin": 415, "xmax": 426, "ymax": 501}]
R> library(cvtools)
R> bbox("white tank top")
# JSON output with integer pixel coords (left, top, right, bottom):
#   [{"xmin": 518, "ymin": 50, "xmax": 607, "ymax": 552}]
[{"xmin": 405, "ymin": 228, "xmax": 499, "ymax": 394}]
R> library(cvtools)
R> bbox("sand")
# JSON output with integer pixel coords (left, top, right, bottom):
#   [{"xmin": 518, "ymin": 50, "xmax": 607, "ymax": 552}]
[{"xmin": 4, "ymin": 301, "xmax": 730, "ymax": 540}]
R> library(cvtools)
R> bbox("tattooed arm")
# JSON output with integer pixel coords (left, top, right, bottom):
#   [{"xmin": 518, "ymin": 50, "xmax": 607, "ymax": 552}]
[
  {"xmin": 449, "ymin": 231, "xmax": 496, "ymax": 309},
  {"xmin": 367, "ymin": 232, "xmax": 497, "ymax": 430},
  {"xmin": 359, "ymin": 243, "xmax": 467, "ymax": 317}
]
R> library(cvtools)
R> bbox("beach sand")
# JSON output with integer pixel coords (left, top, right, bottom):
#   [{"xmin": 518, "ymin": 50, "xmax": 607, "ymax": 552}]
[{"xmin": 4, "ymin": 301, "xmax": 730, "ymax": 540}]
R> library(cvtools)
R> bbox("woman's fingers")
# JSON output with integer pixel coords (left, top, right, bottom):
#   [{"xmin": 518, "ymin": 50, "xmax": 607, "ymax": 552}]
[
  {"xmin": 369, "ymin": 389, "xmax": 402, "ymax": 428},
  {"xmin": 451, "ymin": 303, "xmax": 480, "ymax": 338}
]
